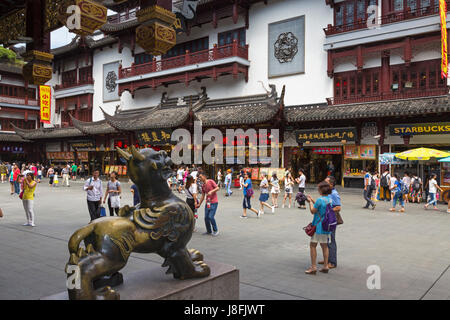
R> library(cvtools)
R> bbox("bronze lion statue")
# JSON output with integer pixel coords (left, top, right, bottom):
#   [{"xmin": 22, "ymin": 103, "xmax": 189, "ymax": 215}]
[{"xmin": 66, "ymin": 146, "xmax": 210, "ymax": 300}]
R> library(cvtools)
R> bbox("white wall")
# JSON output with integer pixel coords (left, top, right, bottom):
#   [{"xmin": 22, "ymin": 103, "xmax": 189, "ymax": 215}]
[{"xmin": 89, "ymin": 0, "xmax": 334, "ymax": 120}]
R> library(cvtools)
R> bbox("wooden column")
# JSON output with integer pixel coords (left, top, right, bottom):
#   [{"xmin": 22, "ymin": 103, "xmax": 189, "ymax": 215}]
[
  {"xmin": 26, "ymin": 0, "xmax": 49, "ymax": 52},
  {"xmin": 404, "ymin": 37, "xmax": 412, "ymax": 66},
  {"xmin": 212, "ymin": 10, "xmax": 218, "ymax": 28},
  {"xmin": 232, "ymin": 1, "xmax": 239, "ymax": 24},
  {"xmin": 381, "ymin": 50, "xmax": 391, "ymax": 96},
  {"xmin": 327, "ymin": 51, "xmax": 334, "ymax": 78},
  {"xmin": 356, "ymin": 45, "xmax": 363, "ymax": 71}
]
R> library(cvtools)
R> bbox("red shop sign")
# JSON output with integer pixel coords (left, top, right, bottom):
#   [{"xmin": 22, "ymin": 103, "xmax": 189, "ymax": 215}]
[{"xmin": 312, "ymin": 147, "xmax": 342, "ymax": 155}]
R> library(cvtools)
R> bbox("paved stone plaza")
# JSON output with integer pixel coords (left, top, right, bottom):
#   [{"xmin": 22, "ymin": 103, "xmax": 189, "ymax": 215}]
[{"xmin": 0, "ymin": 179, "xmax": 449, "ymax": 300}]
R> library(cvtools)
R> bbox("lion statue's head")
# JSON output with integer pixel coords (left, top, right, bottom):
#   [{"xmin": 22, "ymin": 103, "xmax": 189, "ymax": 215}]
[{"xmin": 116, "ymin": 146, "xmax": 173, "ymax": 190}]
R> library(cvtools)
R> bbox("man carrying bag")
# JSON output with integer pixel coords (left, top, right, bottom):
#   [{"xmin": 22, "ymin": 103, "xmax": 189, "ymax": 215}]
[{"xmin": 83, "ymin": 169, "xmax": 103, "ymax": 221}]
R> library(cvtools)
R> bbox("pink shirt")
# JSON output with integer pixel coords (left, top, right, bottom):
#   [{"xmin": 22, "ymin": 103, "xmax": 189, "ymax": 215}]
[{"xmin": 202, "ymin": 179, "xmax": 218, "ymax": 204}]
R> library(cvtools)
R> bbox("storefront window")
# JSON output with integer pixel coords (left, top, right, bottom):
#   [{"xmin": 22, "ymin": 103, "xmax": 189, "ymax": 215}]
[
  {"xmin": 218, "ymin": 28, "xmax": 246, "ymax": 47},
  {"xmin": 394, "ymin": 0, "xmax": 404, "ymax": 11},
  {"xmin": 356, "ymin": 0, "xmax": 366, "ymax": 21},
  {"xmin": 336, "ymin": 5, "xmax": 344, "ymax": 26}
]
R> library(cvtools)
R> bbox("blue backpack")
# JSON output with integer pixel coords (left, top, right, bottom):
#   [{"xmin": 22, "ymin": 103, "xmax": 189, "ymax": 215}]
[
  {"xmin": 400, "ymin": 181, "xmax": 409, "ymax": 195},
  {"xmin": 322, "ymin": 199, "xmax": 337, "ymax": 233}
]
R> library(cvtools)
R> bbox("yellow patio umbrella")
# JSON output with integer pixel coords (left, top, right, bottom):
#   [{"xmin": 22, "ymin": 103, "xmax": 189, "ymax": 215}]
[{"xmin": 395, "ymin": 148, "xmax": 450, "ymax": 161}]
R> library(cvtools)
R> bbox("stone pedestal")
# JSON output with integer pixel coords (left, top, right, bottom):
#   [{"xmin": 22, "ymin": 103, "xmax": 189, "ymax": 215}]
[{"xmin": 42, "ymin": 261, "xmax": 239, "ymax": 300}]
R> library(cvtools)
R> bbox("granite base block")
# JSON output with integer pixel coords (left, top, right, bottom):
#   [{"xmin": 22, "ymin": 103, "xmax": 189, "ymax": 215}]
[{"xmin": 42, "ymin": 261, "xmax": 239, "ymax": 300}]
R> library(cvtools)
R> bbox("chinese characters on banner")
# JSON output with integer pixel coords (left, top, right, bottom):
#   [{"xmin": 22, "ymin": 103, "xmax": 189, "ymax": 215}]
[
  {"xmin": 39, "ymin": 85, "xmax": 51, "ymax": 124},
  {"xmin": 295, "ymin": 128, "xmax": 357, "ymax": 143},
  {"xmin": 440, "ymin": 0, "xmax": 448, "ymax": 78},
  {"xmin": 312, "ymin": 147, "xmax": 342, "ymax": 155},
  {"xmin": 344, "ymin": 146, "xmax": 376, "ymax": 159},
  {"xmin": 136, "ymin": 129, "xmax": 173, "ymax": 146}
]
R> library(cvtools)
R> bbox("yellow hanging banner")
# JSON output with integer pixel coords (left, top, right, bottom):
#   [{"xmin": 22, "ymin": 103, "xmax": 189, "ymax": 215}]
[
  {"xmin": 39, "ymin": 85, "xmax": 51, "ymax": 124},
  {"xmin": 440, "ymin": 0, "xmax": 448, "ymax": 78}
]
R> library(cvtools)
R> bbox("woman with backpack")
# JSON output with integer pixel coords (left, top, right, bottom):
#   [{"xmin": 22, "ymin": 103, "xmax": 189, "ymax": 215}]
[
  {"xmin": 305, "ymin": 181, "xmax": 333, "ymax": 275},
  {"xmin": 258, "ymin": 172, "xmax": 274, "ymax": 215},
  {"xmin": 103, "ymin": 171, "xmax": 122, "ymax": 216},
  {"xmin": 380, "ymin": 169, "xmax": 391, "ymax": 201},
  {"xmin": 410, "ymin": 174, "xmax": 422, "ymax": 203},
  {"xmin": 390, "ymin": 173, "xmax": 405, "ymax": 212},
  {"xmin": 240, "ymin": 172, "xmax": 260, "ymax": 219}
]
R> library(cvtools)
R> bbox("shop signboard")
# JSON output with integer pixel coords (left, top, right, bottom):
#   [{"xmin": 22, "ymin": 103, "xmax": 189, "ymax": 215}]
[
  {"xmin": 2, "ymin": 146, "xmax": 24, "ymax": 153},
  {"xmin": 136, "ymin": 129, "xmax": 173, "ymax": 146},
  {"xmin": 359, "ymin": 145, "xmax": 376, "ymax": 159},
  {"xmin": 39, "ymin": 85, "xmax": 51, "ymax": 124},
  {"xmin": 296, "ymin": 127, "xmax": 357, "ymax": 143},
  {"xmin": 344, "ymin": 146, "xmax": 359, "ymax": 159},
  {"xmin": 70, "ymin": 140, "xmax": 95, "ymax": 151},
  {"xmin": 251, "ymin": 168, "xmax": 259, "ymax": 180},
  {"xmin": 389, "ymin": 122, "xmax": 450, "ymax": 136},
  {"xmin": 77, "ymin": 152, "xmax": 89, "ymax": 161},
  {"xmin": 312, "ymin": 147, "xmax": 342, "ymax": 155},
  {"xmin": 46, "ymin": 152, "xmax": 73, "ymax": 160}
]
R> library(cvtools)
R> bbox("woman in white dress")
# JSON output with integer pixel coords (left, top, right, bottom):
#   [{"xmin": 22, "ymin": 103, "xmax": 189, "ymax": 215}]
[
  {"xmin": 282, "ymin": 173, "xmax": 294, "ymax": 208},
  {"xmin": 270, "ymin": 172, "xmax": 280, "ymax": 208}
]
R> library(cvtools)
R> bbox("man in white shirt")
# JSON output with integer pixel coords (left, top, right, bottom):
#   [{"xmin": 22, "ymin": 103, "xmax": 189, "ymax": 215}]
[
  {"xmin": 224, "ymin": 169, "xmax": 233, "ymax": 196},
  {"xmin": 62, "ymin": 164, "xmax": 70, "ymax": 187},
  {"xmin": 295, "ymin": 169, "xmax": 307, "ymax": 209},
  {"xmin": 84, "ymin": 169, "xmax": 103, "ymax": 221},
  {"xmin": 177, "ymin": 167, "xmax": 185, "ymax": 193}
]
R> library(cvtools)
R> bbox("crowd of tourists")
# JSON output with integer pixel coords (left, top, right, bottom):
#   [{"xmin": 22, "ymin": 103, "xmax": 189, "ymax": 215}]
[
  {"xmin": 1, "ymin": 159, "xmax": 448, "ymax": 277},
  {"xmin": 362, "ymin": 168, "xmax": 449, "ymax": 213}
]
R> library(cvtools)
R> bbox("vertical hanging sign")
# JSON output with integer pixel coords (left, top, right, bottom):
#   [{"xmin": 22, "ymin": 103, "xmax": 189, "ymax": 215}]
[
  {"xmin": 440, "ymin": 0, "xmax": 448, "ymax": 78},
  {"xmin": 39, "ymin": 85, "xmax": 51, "ymax": 124}
]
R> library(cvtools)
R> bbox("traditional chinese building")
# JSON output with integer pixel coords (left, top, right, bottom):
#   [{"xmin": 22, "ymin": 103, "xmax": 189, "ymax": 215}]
[{"xmin": 1, "ymin": 0, "xmax": 450, "ymax": 188}]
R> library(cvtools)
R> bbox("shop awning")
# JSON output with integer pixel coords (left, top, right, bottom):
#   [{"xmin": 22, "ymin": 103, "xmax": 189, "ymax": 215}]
[{"xmin": 395, "ymin": 148, "xmax": 450, "ymax": 161}]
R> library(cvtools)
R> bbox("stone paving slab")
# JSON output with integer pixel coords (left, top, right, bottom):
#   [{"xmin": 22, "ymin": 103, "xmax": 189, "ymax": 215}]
[{"xmin": 0, "ymin": 179, "xmax": 449, "ymax": 300}]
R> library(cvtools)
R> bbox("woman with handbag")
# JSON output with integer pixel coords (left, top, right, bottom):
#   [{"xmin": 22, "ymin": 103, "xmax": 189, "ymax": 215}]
[
  {"xmin": 103, "ymin": 171, "xmax": 122, "ymax": 216},
  {"xmin": 240, "ymin": 172, "xmax": 260, "ymax": 219},
  {"xmin": 22, "ymin": 173, "xmax": 37, "ymax": 227},
  {"xmin": 304, "ymin": 181, "xmax": 333, "ymax": 275},
  {"xmin": 282, "ymin": 173, "xmax": 294, "ymax": 208}
]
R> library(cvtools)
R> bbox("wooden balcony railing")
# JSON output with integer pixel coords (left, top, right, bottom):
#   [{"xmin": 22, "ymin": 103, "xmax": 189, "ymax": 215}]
[
  {"xmin": 327, "ymin": 87, "xmax": 448, "ymax": 105},
  {"xmin": 324, "ymin": 1, "xmax": 450, "ymax": 36},
  {"xmin": 54, "ymin": 78, "xmax": 94, "ymax": 91},
  {"xmin": 0, "ymin": 95, "xmax": 38, "ymax": 106},
  {"xmin": 120, "ymin": 41, "xmax": 249, "ymax": 79}
]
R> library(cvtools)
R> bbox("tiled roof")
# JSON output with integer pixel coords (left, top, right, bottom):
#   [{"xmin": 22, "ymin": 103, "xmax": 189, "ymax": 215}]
[
  {"xmin": 102, "ymin": 93, "xmax": 206, "ymax": 130},
  {"xmin": 0, "ymin": 132, "xmax": 30, "ymax": 142},
  {"xmin": 101, "ymin": 18, "xmax": 139, "ymax": 33},
  {"xmin": 285, "ymin": 96, "xmax": 450, "ymax": 123},
  {"xmin": 195, "ymin": 93, "xmax": 279, "ymax": 126},
  {"xmin": 70, "ymin": 114, "xmax": 118, "ymax": 135},
  {"xmin": 12, "ymin": 125, "xmax": 85, "ymax": 140},
  {"xmin": 51, "ymin": 35, "xmax": 117, "ymax": 56},
  {"xmin": 102, "ymin": 100, "xmax": 201, "ymax": 131},
  {"xmin": 0, "ymin": 62, "xmax": 22, "ymax": 75}
]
